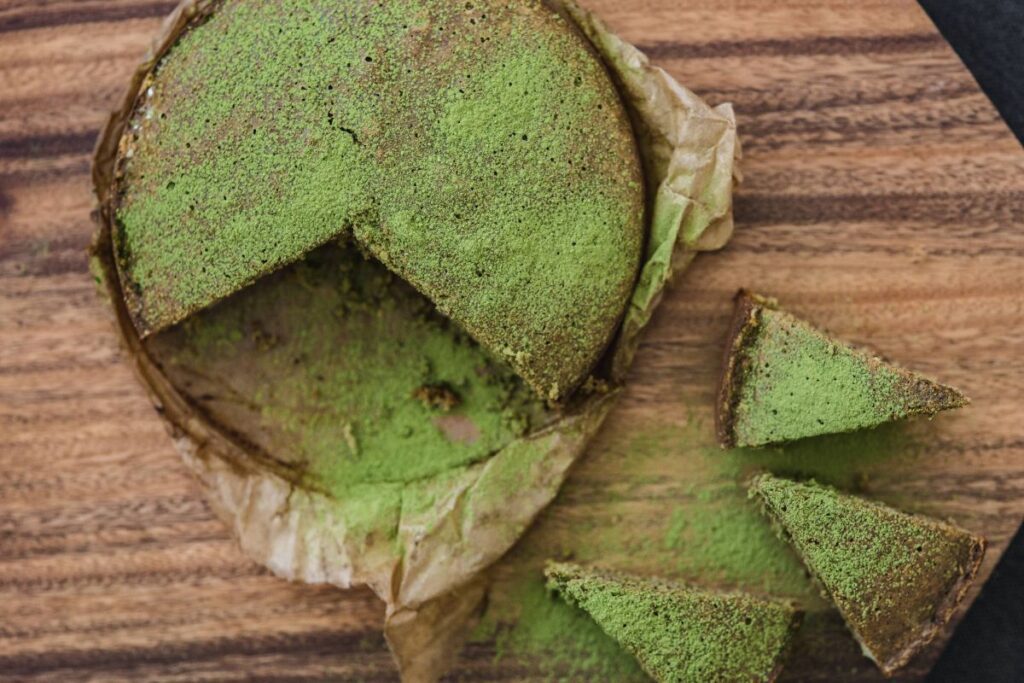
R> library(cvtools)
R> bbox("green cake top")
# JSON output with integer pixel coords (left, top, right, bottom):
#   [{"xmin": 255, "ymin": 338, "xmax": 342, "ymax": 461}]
[
  {"xmin": 750, "ymin": 474, "xmax": 985, "ymax": 675},
  {"xmin": 716, "ymin": 291, "xmax": 968, "ymax": 448},
  {"xmin": 114, "ymin": 0, "xmax": 644, "ymax": 401},
  {"xmin": 544, "ymin": 561, "xmax": 801, "ymax": 683}
]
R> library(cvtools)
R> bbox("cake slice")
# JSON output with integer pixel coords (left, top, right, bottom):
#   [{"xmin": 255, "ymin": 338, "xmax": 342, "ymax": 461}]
[
  {"xmin": 716, "ymin": 291, "xmax": 967, "ymax": 448},
  {"xmin": 749, "ymin": 474, "xmax": 985, "ymax": 676},
  {"xmin": 544, "ymin": 562, "xmax": 802, "ymax": 683}
]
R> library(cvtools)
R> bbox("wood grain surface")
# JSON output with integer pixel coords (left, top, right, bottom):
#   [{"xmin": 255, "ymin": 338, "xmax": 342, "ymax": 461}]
[{"xmin": 2, "ymin": 0, "xmax": 1023, "ymax": 680}]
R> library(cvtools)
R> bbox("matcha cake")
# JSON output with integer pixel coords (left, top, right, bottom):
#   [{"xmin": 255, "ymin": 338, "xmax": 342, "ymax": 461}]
[
  {"xmin": 544, "ymin": 562, "xmax": 802, "ymax": 683},
  {"xmin": 112, "ymin": 0, "xmax": 645, "ymax": 401},
  {"xmin": 716, "ymin": 291, "xmax": 968, "ymax": 448},
  {"xmin": 750, "ymin": 474, "xmax": 985, "ymax": 676}
]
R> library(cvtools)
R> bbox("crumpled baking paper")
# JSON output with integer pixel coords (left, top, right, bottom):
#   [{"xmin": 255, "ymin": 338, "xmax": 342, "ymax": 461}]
[{"xmin": 90, "ymin": 1, "xmax": 739, "ymax": 680}]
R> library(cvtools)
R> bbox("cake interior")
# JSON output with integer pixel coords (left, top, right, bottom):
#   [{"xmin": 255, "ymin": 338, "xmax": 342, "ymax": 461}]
[{"xmin": 145, "ymin": 241, "xmax": 551, "ymax": 496}]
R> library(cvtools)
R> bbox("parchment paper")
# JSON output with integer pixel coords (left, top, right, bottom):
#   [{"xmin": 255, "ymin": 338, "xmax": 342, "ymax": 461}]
[{"xmin": 90, "ymin": 1, "xmax": 739, "ymax": 680}]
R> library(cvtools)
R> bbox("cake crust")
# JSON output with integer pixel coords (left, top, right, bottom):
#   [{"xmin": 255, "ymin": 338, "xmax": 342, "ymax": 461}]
[{"xmin": 715, "ymin": 289, "xmax": 769, "ymax": 448}]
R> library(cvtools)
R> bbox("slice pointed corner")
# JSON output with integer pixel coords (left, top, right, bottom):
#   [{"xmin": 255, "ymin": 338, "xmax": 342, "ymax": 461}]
[
  {"xmin": 543, "ymin": 561, "xmax": 802, "ymax": 683},
  {"xmin": 715, "ymin": 291, "xmax": 968, "ymax": 448},
  {"xmin": 111, "ymin": 0, "xmax": 645, "ymax": 401},
  {"xmin": 749, "ymin": 474, "xmax": 985, "ymax": 676}
]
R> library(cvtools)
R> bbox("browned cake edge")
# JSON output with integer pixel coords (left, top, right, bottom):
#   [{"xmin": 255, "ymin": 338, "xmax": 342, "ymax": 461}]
[{"xmin": 714, "ymin": 289, "xmax": 773, "ymax": 448}]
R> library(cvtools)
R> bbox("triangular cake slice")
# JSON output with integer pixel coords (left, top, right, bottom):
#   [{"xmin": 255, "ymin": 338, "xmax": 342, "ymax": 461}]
[
  {"xmin": 544, "ymin": 562, "xmax": 802, "ymax": 683},
  {"xmin": 716, "ymin": 291, "xmax": 967, "ymax": 447},
  {"xmin": 749, "ymin": 474, "xmax": 985, "ymax": 676}
]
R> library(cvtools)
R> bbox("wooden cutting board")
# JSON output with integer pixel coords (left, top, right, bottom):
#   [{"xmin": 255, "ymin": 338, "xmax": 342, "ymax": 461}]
[{"xmin": 1, "ymin": 0, "xmax": 1022, "ymax": 680}]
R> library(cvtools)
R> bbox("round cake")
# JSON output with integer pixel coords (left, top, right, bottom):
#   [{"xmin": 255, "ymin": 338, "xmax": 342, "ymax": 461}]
[{"xmin": 113, "ymin": 0, "xmax": 645, "ymax": 400}]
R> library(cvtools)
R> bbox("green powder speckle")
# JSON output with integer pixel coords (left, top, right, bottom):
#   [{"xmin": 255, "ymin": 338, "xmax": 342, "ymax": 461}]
[
  {"xmin": 735, "ymin": 307, "xmax": 903, "ymax": 446},
  {"xmin": 473, "ymin": 405, "xmax": 941, "ymax": 678},
  {"xmin": 661, "ymin": 491, "xmax": 809, "ymax": 596},
  {"xmin": 331, "ymin": 483, "xmax": 401, "ymax": 549},
  {"xmin": 147, "ymin": 243, "xmax": 549, "ymax": 494},
  {"xmin": 750, "ymin": 474, "xmax": 982, "ymax": 670},
  {"xmin": 544, "ymin": 562, "xmax": 800, "ymax": 683},
  {"xmin": 473, "ymin": 575, "xmax": 648, "ymax": 682},
  {"xmin": 726, "ymin": 300, "xmax": 967, "ymax": 447},
  {"xmin": 117, "ymin": 0, "xmax": 380, "ymax": 323},
  {"xmin": 117, "ymin": 0, "xmax": 644, "ymax": 399},
  {"xmin": 720, "ymin": 421, "xmax": 923, "ymax": 490},
  {"xmin": 658, "ymin": 421, "xmax": 929, "ymax": 594}
]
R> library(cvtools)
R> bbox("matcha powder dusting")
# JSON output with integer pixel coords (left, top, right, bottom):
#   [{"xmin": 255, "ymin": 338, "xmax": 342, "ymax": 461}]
[{"xmin": 544, "ymin": 562, "xmax": 801, "ymax": 683}]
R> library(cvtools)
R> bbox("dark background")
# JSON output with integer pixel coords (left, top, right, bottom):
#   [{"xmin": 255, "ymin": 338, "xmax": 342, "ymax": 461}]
[{"xmin": 919, "ymin": 1, "xmax": 1024, "ymax": 681}]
